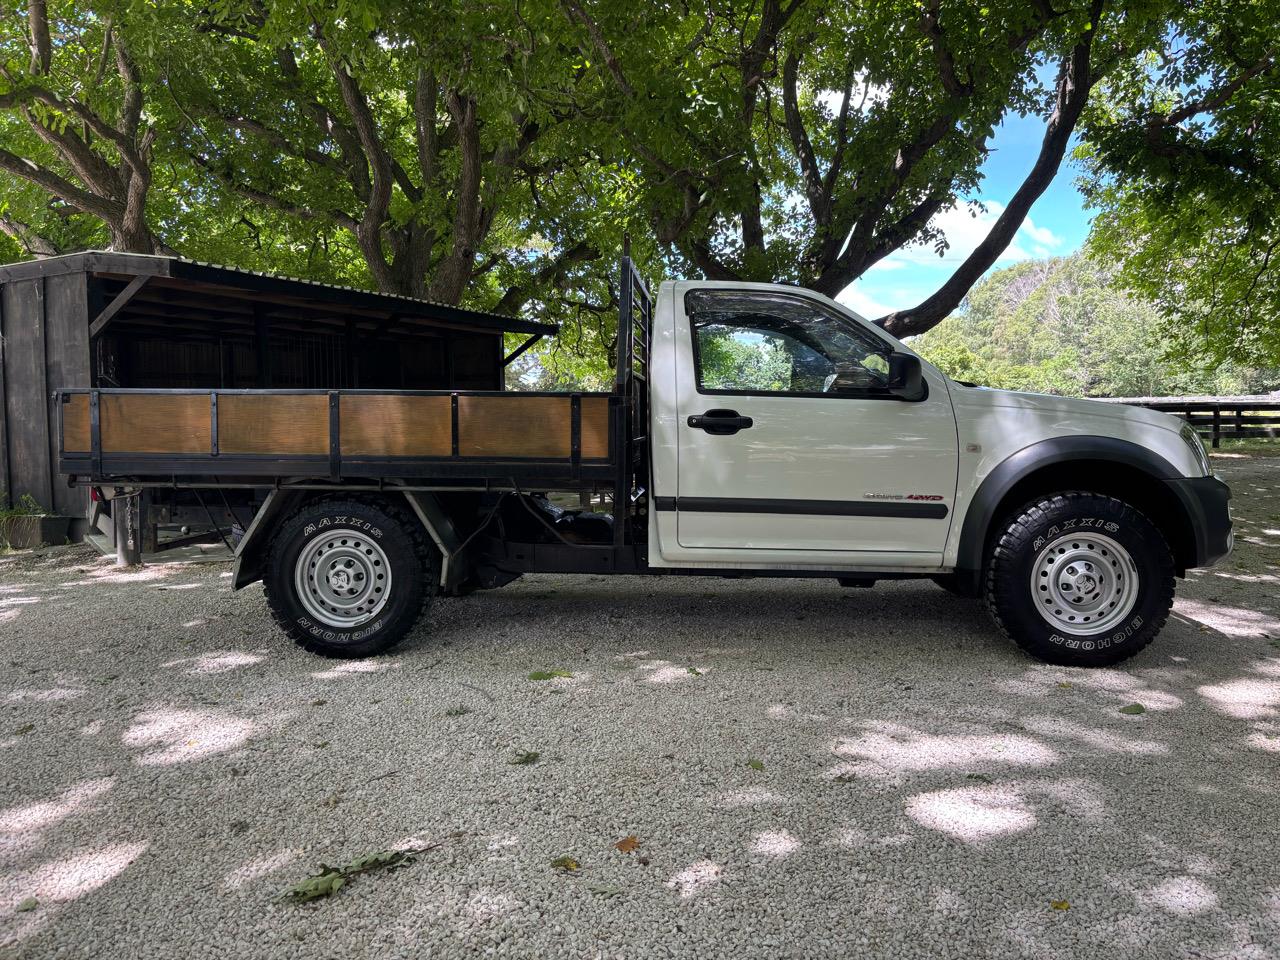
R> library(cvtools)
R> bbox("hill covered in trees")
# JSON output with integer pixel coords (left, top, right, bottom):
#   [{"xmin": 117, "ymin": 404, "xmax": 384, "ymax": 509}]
[{"xmin": 909, "ymin": 253, "xmax": 1279, "ymax": 398}]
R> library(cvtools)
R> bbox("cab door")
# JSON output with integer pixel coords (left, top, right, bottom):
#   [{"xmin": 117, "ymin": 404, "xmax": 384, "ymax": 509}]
[{"xmin": 669, "ymin": 283, "xmax": 958, "ymax": 565}]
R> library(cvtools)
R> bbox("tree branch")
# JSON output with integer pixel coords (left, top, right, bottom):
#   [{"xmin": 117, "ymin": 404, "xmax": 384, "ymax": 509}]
[
  {"xmin": 0, "ymin": 146, "xmax": 122, "ymax": 223},
  {"xmin": 880, "ymin": 5, "xmax": 1104, "ymax": 337},
  {"xmin": 559, "ymin": 0, "xmax": 635, "ymax": 97},
  {"xmin": 492, "ymin": 240, "xmax": 599, "ymax": 315},
  {"xmin": 0, "ymin": 212, "xmax": 60, "ymax": 256},
  {"xmin": 26, "ymin": 0, "xmax": 50, "ymax": 76}
]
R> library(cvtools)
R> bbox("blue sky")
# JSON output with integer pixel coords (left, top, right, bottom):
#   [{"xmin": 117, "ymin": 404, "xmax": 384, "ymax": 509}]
[{"xmin": 836, "ymin": 111, "xmax": 1094, "ymax": 319}]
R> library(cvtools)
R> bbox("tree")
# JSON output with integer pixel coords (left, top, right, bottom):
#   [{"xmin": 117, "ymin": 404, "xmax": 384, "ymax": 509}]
[
  {"xmin": 0, "ymin": 1, "xmax": 170, "ymax": 253},
  {"xmin": 912, "ymin": 251, "xmax": 1279, "ymax": 397},
  {"xmin": 170, "ymin": 0, "xmax": 607, "ymax": 314},
  {"xmin": 1078, "ymin": 0, "xmax": 1280, "ymax": 367},
  {"xmin": 557, "ymin": 0, "xmax": 1149, "ymax": 337}
]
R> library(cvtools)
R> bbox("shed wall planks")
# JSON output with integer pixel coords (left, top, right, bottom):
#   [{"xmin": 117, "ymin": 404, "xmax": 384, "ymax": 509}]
[
  {"xmin": 44, "ymin": 273, "xmax": 90, "ymax": 516},
  {"xmin": 2, "ymin": 279, "xmax": 53, "ymax": 509},
  {"xmin": 0, "ymin": 281, "xmax": 8, "ymax": 504}
]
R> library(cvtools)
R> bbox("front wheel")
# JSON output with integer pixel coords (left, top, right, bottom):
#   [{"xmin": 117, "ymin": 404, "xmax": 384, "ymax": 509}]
[
  {"xmin": 984, "ymin": 492, "xmax": 1175, "ymax": 667},
  {"xmin": 264, "ymin": 497, "xmax": 437, "ymax": 658}
]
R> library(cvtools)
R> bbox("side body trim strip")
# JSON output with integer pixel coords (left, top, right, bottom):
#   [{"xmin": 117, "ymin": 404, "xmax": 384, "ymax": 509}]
[{"xmin": 653, "ymin": 496, "xmax": 947, "ymax": 519}]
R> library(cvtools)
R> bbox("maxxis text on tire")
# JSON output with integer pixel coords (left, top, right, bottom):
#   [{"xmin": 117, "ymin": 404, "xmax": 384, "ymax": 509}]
[
  {"xmin": 983, "ymin": 492, "xmax": 1175, "ymax": 668},
  {"xmin": 263, "ymin": 497, "xmax": 437, "ymax": 658}
]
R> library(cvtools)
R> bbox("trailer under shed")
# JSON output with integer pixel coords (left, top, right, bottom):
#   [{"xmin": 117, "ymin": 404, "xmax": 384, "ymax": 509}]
[{"xmin": 0, "ymin": 251, "xmax": 553, "ymax": 537}]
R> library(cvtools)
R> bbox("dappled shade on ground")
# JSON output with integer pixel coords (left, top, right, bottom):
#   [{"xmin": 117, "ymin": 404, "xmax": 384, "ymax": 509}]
[{"xmin": 1, "ymin": 454, "xmax": 1279, "ymax": 958}]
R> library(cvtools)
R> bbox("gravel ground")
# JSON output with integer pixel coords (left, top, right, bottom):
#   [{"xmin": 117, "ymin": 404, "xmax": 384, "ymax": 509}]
[{"xmin": 2, "ymin": 454, "xmax": 1279, "ymax": 960}]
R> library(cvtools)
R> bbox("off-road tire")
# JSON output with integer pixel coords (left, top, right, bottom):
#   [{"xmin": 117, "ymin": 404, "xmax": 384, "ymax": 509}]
[
  {"xmin": 264, "ymin": 497, "xmax": 437, "ymax": 658},
  {"xmin": 984, "ymin": 492, "xmax": 1175, "ymax": 667}
]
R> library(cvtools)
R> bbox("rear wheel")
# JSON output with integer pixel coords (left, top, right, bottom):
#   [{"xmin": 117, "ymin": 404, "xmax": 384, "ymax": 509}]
[
  {"xmin": 984, "ymin": 492, "xmax": 1175, "ymax": 667},
  {"xmin": 264, "ymin": 497, "xmax": 436, "ymax": 658}
]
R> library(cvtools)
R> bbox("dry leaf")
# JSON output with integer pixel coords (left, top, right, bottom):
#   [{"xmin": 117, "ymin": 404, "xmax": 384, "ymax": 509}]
[
  {"xmin": 550, "ymin": 855, "xmax": 579, "ymax": 872},
  {"xmin": 614, "ymin": 835, "xmax": 640, "ymax": 854},
  {"xmin": 1118, "ymin": 703, "xmax": 1146, "ymax": 715},
  {"xmin": 1051, "ymin": 900, "xmax": 1070, "ymax": 911}
]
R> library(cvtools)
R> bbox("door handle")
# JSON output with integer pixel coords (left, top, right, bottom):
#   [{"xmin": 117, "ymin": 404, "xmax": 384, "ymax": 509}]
[{"xmin": 687, "ymin": 409, "xmax": 754, "ymax": 435}]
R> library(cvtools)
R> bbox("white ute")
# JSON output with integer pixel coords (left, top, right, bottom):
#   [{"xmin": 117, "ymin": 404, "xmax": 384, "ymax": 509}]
[{"xmin": 60, "ymin": 253, "xmax": 1233, "ymax": 667}]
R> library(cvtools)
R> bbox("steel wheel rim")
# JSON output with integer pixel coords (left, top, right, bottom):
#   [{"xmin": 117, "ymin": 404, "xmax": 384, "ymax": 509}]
[
  {"xmin": 294, "ymin": 528, "xmax": 391, "ymax": 628},
  {"xmin": 1030, "ymin": 531, "xmax": 1139, "ymax": 636}
]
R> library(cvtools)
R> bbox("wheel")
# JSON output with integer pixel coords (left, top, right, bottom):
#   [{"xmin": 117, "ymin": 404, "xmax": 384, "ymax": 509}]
[
  {"xmin": 263, "ymin": 497, "xmax": 437, "ymax": 657},
  {"xmin": 983, "ymin": 492, "xmax": 1175, "ymax": 667}
]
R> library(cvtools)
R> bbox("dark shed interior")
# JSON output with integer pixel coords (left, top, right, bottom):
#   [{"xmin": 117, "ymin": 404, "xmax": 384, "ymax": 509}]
[{"xmin": 0, "ymin": 251, "xmax": 553, "ymax": 524}]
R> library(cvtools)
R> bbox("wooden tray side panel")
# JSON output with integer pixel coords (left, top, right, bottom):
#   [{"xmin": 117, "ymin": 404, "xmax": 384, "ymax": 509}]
[
  {"xmin": 62, "ymin": 395, "xmax": 90, "ymax": 452},
  {"xmin": 341, "ymin": 395, "xmax": 452, "ymax": 457},
  {"xmin": 580, "ymin": 397, "xmax": 611, "ymax": 460},
  {"xmin": 102, "ymin": 394, "xmax": 211, "ymax": 454},
  {"xmin": 219, "ymin": 394, "xmax": 329, "ymax": 455},
  {"xmin": 458, "ymin": 395, "xmax": 571, "ymax": 459}
]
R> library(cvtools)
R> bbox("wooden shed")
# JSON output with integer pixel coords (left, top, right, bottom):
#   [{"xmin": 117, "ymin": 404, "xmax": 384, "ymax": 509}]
[{"xmin": 0, "ymin": 251, "xmax": 554, "ymax": 534}]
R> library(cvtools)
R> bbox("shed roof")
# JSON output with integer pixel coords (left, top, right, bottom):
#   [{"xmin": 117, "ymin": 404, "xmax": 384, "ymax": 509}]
[{"xmin": 0, "ymin": 251, "xmax": 557, "ymax": 337}]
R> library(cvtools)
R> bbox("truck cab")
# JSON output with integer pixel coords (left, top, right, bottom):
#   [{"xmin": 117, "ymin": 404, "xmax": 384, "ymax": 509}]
[{"xmin": 57, "ymin": 254, "xmax": 1233, "ymax": 668}]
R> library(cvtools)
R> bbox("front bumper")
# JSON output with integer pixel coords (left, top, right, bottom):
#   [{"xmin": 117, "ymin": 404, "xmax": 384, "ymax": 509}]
[{"xmin": 1166, "ymin": 474, "xmax": 1233, "ymax": 569}]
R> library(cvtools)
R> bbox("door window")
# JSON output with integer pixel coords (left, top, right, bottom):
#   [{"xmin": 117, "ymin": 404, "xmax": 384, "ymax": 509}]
[{"xmin": 687, "ymin": 290, "xmax": 894, "ymax": 396}]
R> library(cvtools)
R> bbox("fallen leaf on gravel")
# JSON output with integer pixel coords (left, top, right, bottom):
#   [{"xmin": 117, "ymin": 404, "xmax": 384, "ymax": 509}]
[
  {"xmin": 528, "ymin": 670, "xmax": 573, "ymax": 681},
  {"xmin": 1051, "ymin": 900, "xmax": 1070, "ymax": 911},
  {"xmin": 443, "ymin": 705, "xmax": 472, "ymax": 717},
  {"xmin": 614, "ymin": 835, "xmax": 640, "ymax": 853},
  {"xmin": 16, "ymin": 897, "xmax": 37, "ymax": 912},
  {"xmin": 285, "ymin": 869, "xmax": 345, "ymax": 903},
  {"xmin": 833, "ymin": 774, "xmax": 857, "ymax": 783},
  {"xmin": 281, "ymin": 844, "xmax": 445, "ymax": 903},
  {"xmin": 965, "ymin": 773, "xmax": 994, "ymax": 784},
  {"xmin": 1118, "ymin": 703, "xmax": 1146, "ymax": 715},
  {"xmin": 687, "ymin": 667, "xmax": 702, "ymax": 676},
  {"xmin": 14, "ymin": 723, "xmax": 34, "ymax": 735},
  {"xmin": 550, "ymin": 855, "xmax": 580, "ymax": 872},
  {"xmin": 511, "ymin": 751, "xmax": 540, "ymax": 765},
  {"xmin": 588, "ymin": 882, "xmax": 622, "ymax": 898},
  {"xmin": 313, "ymin": 740, "xmax": 330, "ymax": 749},
  {"xmin": 311, "ymin": 698, "xmax": 327, "ymax": 706},
  {"xmin": 1056, "ymin": 682, "xmax": 1073, "ymax": 689},
  {"xmin": 746, "ymin": 759, "xmax": 765, "ymax": 771}
]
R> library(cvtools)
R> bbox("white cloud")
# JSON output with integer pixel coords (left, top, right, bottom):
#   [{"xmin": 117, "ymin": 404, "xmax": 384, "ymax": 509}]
[
  {"xmin": 835, "ymin": 199, "xmax": 1067, "ymax": 317},
  {"xmin": 865, "ymin": 200, "xmax": 1062, "ymax": 272},
  {"xmin": 836, "ymin": 285, "xmax": 893, "ymax": 320}
]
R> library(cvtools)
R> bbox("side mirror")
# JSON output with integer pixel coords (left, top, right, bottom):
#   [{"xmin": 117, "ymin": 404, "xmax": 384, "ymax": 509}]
[{"xmin": 886, "ymin": 352, "xmax": 926, "ymax": 400}]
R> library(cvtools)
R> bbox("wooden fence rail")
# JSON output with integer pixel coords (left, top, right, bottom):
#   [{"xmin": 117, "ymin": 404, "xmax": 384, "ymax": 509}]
[{"xmin": 1114, "ymin": 399, "xmax": 1280, "ymax": 448}]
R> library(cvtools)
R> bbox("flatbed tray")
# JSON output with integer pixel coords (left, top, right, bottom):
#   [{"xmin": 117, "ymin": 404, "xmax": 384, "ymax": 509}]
[{"xmin": 57, "ymin": 388, "xmax": 617, "ymax": 484}]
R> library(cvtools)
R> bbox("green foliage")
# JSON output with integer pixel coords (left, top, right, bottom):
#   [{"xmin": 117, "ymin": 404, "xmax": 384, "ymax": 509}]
[
  {"xmin": 697, "ymin": 328, "xmax": 794, "ymax": 392},
  {"xmin": 527, "ymin": 670, "xmax": 572, "ymax": 681},
  {"xmin": 2, "ymin": 0, "xmax": 1278, "ymax": 383},
  {"xmin": 281, "ymin": 847, "xmax": 428, "ymax": 904},
  {"xmin": 0, "ymin": 494, "xmax": 48, "ymax": 519},
  {"xmin": 912, "ymin": 253, "xmax": 1279, "ymax": 397},
  {"xmin": 1078, "ymin": 0, "xmax": 1280, "ymax": 367}
]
